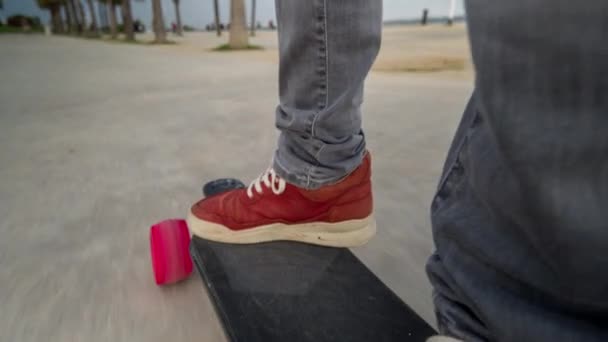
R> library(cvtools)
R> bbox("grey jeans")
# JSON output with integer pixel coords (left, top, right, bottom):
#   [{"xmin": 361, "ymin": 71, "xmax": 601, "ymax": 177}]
[
  {"xmin": 273, "ymin": 0, "xmax": 608, "ymax": 340},
  {"xmin": 272, "ymin": 0, "xmax": 382, "ymax": 189},
  {"xmin": 427, "ymin": 1, "xmax": 608, "ymax": 341}
]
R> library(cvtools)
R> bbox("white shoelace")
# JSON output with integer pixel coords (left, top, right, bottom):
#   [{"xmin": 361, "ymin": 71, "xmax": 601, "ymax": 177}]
[{"xmin": 246, "ymin": 168, "xmax": 286, "ymax": 199}]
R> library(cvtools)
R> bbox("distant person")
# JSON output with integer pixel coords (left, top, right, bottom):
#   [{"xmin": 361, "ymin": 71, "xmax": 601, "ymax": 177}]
[
  {"xmin": 133, "ymin": 19, "xmax": 144, "ymax": 33},
  {"xmin": 188, "ymin": 0, "xmax": 608, "ymax": 340},
  {"xmin": 267, "ymin": 19, "xmax": 275, "ymax": 29}
]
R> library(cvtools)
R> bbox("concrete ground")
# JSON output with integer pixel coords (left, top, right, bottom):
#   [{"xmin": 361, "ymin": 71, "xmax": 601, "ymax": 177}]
[{"xmin": 0, "ymin": 28, "xmax": 472, "ymax": 342}]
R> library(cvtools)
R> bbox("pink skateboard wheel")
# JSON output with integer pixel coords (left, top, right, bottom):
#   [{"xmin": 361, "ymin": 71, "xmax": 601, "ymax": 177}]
[{"xmin": 150, "ymin": 219, "xmax": 193, "ymax": 285}]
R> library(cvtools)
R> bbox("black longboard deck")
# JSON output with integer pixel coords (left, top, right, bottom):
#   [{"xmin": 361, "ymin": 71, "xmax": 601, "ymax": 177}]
[{"xmin": 190, "ymin": 237, "xmax": 436, "ymax": 342}]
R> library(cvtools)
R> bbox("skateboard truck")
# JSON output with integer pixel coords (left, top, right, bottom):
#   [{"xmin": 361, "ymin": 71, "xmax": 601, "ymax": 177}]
[{"xmin": 149, "ymin": 178, "xmax": 246, "ymax": 285}]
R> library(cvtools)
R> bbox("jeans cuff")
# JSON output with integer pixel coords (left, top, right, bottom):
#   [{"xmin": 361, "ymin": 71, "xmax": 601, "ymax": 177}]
[{"xmin": 272, "ymin": 152, "xmax": 348, "ymax": 190}]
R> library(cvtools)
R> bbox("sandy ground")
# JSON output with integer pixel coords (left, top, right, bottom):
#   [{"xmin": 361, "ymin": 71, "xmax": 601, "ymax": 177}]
[
  {"xmin": 142, "ymin": 24, "xmax": 472, "ymax": 75},
  {"xmin": 0, "ymin": 26, "xmax": 473, "ymax": 342}
]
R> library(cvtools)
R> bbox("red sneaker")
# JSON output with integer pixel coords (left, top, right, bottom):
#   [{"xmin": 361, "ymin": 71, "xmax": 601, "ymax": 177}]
[{"xmin": 187, "ymin": 153, "xmax": 375, "ymax": 247}]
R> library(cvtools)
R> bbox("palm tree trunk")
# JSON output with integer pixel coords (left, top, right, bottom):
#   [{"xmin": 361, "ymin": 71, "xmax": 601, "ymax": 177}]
[
  {"xmin": 68, "ymin": 0, "xmax": 82, "ymax": 33},
  {"xmin": 249, "ymin": 0, "xmax": 256, "ymax": 36},
  {"xmin": 151, "ymin": 0, "xmax": 167, "ymax": 43},
  {"xmin": 62, "ymin": 5, "xmax": 71, "ymax": 33},
  {"xmin": 50, "ymin": 4, "xmax": 65, "ymax": 34},
  {"xmin": 107, "ymin": 2, "xmax": 117, "ymax": 38},
  {"xmin": 64, "ymin": 1, "xmax": 76, "ymax": 33},
  {"xmin": 70, "ymin": 0, "xmax": 79, "ymax": 33},
  {"xmin": 229, "ymin": 0, "xmax": 248, "ymax": 49},
  {"xmin": 86, "ymin": 0, "xmax": 99, "ymax": 35},
  {"xmin": 173, "ymin": 0, "xmax": 182, "ymax": 36},
  {"xmin": 76, "ymin": 0, "xmax": 86, "ymax": 33},
  {"xmin": 121, "ymin": 0, "xmax": 135, "ymax": 40},
  {"xmin": 213, "ymin": 0, "xmax": 221, "ymax": 36}
]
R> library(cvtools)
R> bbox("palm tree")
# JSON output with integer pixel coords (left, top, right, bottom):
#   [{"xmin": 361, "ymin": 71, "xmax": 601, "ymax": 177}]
[
  {"xmin": 213, "ymin": 0, "xmax": 220, "ymax": 36},
  {"xmin": 85, "ymin": 0, "xmax": 100, "ymax": 35},
  {"xmin": 75, "ymin": 0, "xmax": 87, "ymax": 33},
  {"xmin": 62, "ymin": 4, "xmax": 71, "ymax": 33},
  {"xmin": 151, "ymin": 0, "xmax": 167, "ymax": 43},
  {"xmin": 65, "ymin": 0, "xmax": 83, "ymax": 33},
  {"xmin": 121, "ymin": 0, "xmax": 134, "ymax": 40},
  {"xmin": 108, "ymin": 0, "xmax": 118, "ymax": 38},
  {"xmin": 99, "ymin": 0, "xmax": 119, "ymax": 38},
  {"xmin": 172, "ymin": 0, "xmax": 182, "ymax": 36},
  {"xmin": 229, "ymin": 0, "xmax": 248, "ymax": 48},
  {"xmin": 249, "ymin": 0, "xmax": 255, "ymax": 36},
  {"xmin": 64, "ymin": 0, "xmax": 77, "ymax": 33},
  {"xmin": 36, "ymin": 0, "xmax": 65, "ymax": 33}
]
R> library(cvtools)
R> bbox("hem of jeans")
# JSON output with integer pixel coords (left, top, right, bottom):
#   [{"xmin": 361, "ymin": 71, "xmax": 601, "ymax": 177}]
[{"xmin": 273, "ymin": 156, "xmax": 354, "ymax": 190}]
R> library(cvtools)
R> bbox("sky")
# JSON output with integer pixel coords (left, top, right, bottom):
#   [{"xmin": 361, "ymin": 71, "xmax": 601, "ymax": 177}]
[{"xmin": 2, "ymin": 0, "xmax": 464, "ymax": 28}]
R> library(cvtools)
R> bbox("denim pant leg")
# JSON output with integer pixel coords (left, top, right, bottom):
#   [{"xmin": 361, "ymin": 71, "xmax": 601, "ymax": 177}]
[
  {"xmin": 272, "ymin": 0, "xmax": 382, "ymax": 189},
  {"xmin": 428, "ymin": 1, "xmax": 608, "ymax": 341}
]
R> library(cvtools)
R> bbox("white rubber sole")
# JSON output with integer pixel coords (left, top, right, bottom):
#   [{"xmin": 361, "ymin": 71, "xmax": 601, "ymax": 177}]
[{"xmin": 187, "ymin": 212, "xmax": 376, "ymax": 247}]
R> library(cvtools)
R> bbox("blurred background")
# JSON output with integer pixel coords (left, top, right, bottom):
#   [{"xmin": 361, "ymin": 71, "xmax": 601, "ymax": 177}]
[{"xmin": 0, "ymin": 0, "xmax": 473, "ymax": 341}]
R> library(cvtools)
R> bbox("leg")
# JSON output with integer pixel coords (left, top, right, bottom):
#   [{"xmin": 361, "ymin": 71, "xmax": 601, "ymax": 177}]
[
  {"xmin": 273, "ymin": 0, "xmax": 382, "ymax": 189},
  {"xmin": 429, "ymin": 0, "xmax": 608, "ymax": 340},
  {"xmin": 189, "ymin": 0, "xmax": 381, "ymax": 247}
]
